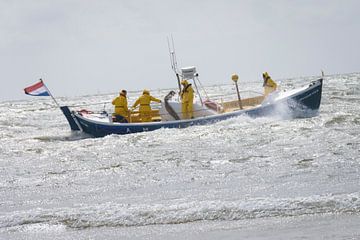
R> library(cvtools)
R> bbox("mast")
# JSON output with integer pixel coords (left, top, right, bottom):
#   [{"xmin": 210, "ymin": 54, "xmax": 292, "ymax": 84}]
[{"xmin": 166, "ymin": 36, "xmax": 206, "ymax": 105}]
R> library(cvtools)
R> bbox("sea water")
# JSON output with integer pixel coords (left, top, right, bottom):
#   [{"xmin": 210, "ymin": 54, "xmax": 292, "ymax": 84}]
[{"xmin": 0, "ymin": 73, "xmax": 359, "ymax": 239}]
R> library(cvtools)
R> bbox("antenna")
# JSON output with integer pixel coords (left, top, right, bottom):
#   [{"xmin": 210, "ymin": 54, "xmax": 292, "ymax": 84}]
[
  {"xmin": 167, "ymin": 37, "xmax": 174, "ymax": 71},
  {"xmin": 167, "ymin": 34, "xmax": 181, "ymax": 93},
  {"xmin": 171, "ymin": 35, "xmax": 178, "ymax": 72},
  {"xmin": 167, "ymin": 35, "xmax": 179, "ymax": 73}
]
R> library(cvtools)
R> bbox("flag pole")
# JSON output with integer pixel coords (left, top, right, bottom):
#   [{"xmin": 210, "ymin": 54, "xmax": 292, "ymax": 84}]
[
  {"xmin": 40, "ymin": 78, "xmax": 60, "ymax": 108},
  {"xmin": 36, "ymin": 79, "xmax": 83, "ymax": 132}
]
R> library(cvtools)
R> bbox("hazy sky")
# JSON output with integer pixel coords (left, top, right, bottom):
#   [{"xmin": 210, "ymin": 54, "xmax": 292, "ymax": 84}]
[{"xmin": 1, "ymin": 0, "xmax": 359, "ymax": 101}]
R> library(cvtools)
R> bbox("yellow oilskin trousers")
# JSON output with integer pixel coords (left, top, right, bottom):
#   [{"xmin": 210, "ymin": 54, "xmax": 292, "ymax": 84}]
[
  {"xmin": 181, "ymin": 84, "xmax": 194, "ymax": 119},
  {"xmin": 264, "ymin": 78, "xmax": 277, "ymax": 96},
  {"xmin": 181, "ymin": 102, "xmax": 193, "ymax": 119},
  {"xmin": 132, "ymin": 93, "xmax": 161, "ymax": 122},
  {"xmin": 112, "ymin": 95, "xmax": 129, "ymax": 117}
]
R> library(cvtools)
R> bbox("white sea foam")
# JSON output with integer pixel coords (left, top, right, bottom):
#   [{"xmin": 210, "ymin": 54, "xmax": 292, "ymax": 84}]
[
  {"xmin": 1, "ymin": 73, "xmax": 360, "ymax": 239},
  {"xmin": 1, "ymin": 192, "xmax": 360, "ymax": 229}
]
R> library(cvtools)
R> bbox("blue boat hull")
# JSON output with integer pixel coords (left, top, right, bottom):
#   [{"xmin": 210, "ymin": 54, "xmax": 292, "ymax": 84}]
[{"xmin": 61, "ymin": 79, "xmax": 323, "ymax": 137}]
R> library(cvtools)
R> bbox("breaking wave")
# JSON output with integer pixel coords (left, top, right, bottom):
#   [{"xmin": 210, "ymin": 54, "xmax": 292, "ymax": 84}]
[
  {"xmin": 2, "ymin": 192, "xmax": 359, "ymax": 230},
  {"xmin": 33, "ymin": 132, "xmax": 92, "ymax": 142}
]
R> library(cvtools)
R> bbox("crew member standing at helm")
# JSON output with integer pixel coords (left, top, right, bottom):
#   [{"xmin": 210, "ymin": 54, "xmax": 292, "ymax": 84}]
[
  {"xmin": 112, "ymin": 89, "xmax": 129, "ymax": 122},
  {"xmin": 132, "ymin": 89, "xmax": 161, "ymax": 122},
  {"xmin": 180, "ymin": 79, "xmax": 194, "ymax": 119},
  {"xmin": 262, "ymin": 72, "xmax": 278, "ymax": 97}
]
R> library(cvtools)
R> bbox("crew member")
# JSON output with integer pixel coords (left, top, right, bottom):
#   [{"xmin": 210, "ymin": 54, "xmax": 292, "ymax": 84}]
[
  {"xmin": 262, "ymin": 72, "xmax": 278, "ymax": 96},
  {"xmin": 132, "ymin": 89, "xmax": 161, "ymax": 122},
  {"xmin": 180, "ymin": 79, "xmax": 194, "ymax": 119},
  {"xmin": 112, "ymin": 90, "xmax": 129, "ymax": 122}
]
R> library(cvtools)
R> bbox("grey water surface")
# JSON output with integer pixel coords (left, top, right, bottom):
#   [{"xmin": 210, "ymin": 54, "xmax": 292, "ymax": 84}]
[{"xmin": 1, "ymin": 73, "xmax": 359, "ymax": 239}]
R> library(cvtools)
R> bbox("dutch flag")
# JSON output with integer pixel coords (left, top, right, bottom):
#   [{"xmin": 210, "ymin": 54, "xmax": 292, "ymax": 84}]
[{"xmin": 24, "ymin": 80, "xmax": 50, "ymax": 96}]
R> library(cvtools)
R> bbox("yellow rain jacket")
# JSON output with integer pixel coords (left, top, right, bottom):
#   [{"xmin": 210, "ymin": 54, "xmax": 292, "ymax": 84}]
[
  {"xmin": 263, "ymin": 72, "xmax": 278, "ymax": 96},
  {"xmin": 132, "ymin": 91, "xmax": 161, "ymax": 122},
  {"xmin": 181, "ymin": 80, "xmax": 194, "ymax": 119},
  {"xmin": 112, "ymin": 94, "xmax": 129, "ymax": 117}
]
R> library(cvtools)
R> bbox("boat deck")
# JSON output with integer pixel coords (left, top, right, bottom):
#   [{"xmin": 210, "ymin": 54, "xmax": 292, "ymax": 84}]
[{"xmin": 222, "ymin": 96, "xmax": 264, "ymax": 113}]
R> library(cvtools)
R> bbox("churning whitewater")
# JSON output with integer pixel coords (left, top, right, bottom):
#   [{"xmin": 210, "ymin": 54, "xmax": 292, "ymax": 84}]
[{"xmin": 0, "ymin": 73, "xmax": 360, "ymax": 239}]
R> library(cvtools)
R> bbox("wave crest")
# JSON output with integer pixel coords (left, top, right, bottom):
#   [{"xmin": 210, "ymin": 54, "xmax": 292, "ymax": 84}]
[{"xmin": 1, "ymin": 192, "xmax": 360, "ymax": 230}]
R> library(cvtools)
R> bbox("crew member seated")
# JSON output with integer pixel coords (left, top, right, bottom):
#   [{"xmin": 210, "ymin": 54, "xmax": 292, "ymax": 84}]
[
  {"xmin": 180, "ymin": 79, "xmax": 194, "ymax": 119},
  {"xmin": 131, "ymin": 89, "xmax": 161, "ymax": 122},
  {"xmin": 112, "ymin": 89, "xmax": 129, "ymax": 122},
  {"xmin": 262, "ymin": 72, "xmax": 278, "ymax": 97}
]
